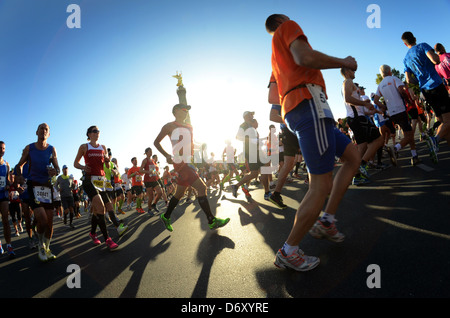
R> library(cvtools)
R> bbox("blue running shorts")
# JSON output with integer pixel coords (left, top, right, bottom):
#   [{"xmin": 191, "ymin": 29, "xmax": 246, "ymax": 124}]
[{"xmin": 284, "ymin": 99, "xmax": 351, "ymax": 175}]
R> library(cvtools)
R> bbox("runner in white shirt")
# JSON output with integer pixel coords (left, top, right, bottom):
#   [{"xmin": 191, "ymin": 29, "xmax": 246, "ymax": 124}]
[
  {"xmin": 341, "ymin": 68, "xmax": 385, "ymax": 185},
  {"xmin": 121, "ymin": 168, "xmax": 132, "ymax": 211},
  {"xmin": 374, "ymin": 64, "xmax": 421, "ymax": 166}
]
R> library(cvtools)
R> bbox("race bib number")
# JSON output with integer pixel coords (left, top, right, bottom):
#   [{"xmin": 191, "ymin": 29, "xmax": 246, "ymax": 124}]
[
  {"xmin": 306, "ymin": 84, "xmax": 333, "ymax": 120},
  {"xmin": 114, "ymin": 183, "xmax": 122, "ymax": 191},
  {"xmin": 136, "ymin": 175, "xmax": 142, "ymax": 182},
  {"xmin": 0, "ymin": 176, "xmax": 5, "ymax": 189},
  {"xmin": 105, "ymin": 181, "xmax": 113, "ymax": 191},
  {"xmin": 33, "ymin": 186, "xmax": 52, "ymax": 204},
  {"xmin": 11, "ymin": 191, "xmax": 19, "ymax": 200},
  {"xmin": 149, "ymin": 167, "xmax": 158, "ymax": 177},
  {"xmin": 91, "ymin": 176, "xmax": 106, "ymax": 191}
]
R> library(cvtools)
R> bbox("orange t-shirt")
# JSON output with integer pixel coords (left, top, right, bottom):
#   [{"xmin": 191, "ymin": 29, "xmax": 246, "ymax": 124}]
[
  {"xmin": 127, "ymin": 166, "xmax": 143, "ymax": 187},
  {"xmin": 270, "ymin": 20, "xmax": 326, "ymax": 119}
]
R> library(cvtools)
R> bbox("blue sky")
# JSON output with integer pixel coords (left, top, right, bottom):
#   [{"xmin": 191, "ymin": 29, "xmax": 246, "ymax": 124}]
[{"xmin": 1, "ymin": 0, "xmax": 449, "ymax": 181}]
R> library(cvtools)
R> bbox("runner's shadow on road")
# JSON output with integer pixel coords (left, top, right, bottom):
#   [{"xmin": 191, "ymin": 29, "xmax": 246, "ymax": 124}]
[
  {"xmin": 119, "ymin": 236, "xmax": 170, "ymax": 298},
  {"xmin": 191, "ymin": 233, "xmax": 235, "ymax": 298}
]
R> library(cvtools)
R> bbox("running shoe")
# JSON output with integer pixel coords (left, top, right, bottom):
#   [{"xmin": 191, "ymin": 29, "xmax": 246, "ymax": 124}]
[
  {"xmin": 147, "ymin": 209, "xmax": 155, "ymax": 217},
  {"xmin": 160, "ymin": 213, "xmax": 173, "ymax": 232},
  {"xmin": 352, "ymin": 175, "xmax": 370, "ymax": 186},
  {"xmin": 242, "ymin": 186, "xmax": 251, "ymax": 197},
  {"xmin": 269, "ymin": 193, "xmax": 287, "ymax": 209},
  {"xmin": 117, "ymin": 223, "xmax": 128, "ymax": 236},
  {"xmin": 426, "ymin": 136, "xmax": 439, "ymax": 163},
  {"xmin": 274, "ymin": 248, "xmax": 320, "ymax": 272},
  {"xmin": 38, "ymin": 245, "xmax": 48, "ymax": 262},
  {"xmin": 208, "ymin": 217, "xmax": 230, "ymax": 230},
  {"xmin": 309, "ymin": 220, "xmax": 345, "ymax": 242},
  {"xmin": 45, "ymin": 248, "xmax": 56, "ymax": 260},
  {"xmin": 231, "ymin": 184, "xmax": 238, "ymax": 198},
  {"xmin": 151, "ymin": 204, "xmax": 159, "ymax": 213},
  {"xmin": 7, "ymin": 245, "xmax": 15, "ymax": 259},
  {"xmin": 89, "ymin": 233, "xmax": 101, "ymax": 245},
  {"xmin": 359, "ymin": 163, "xmax": 370, "ymax": 178},
  {"xmin": 411, "ymin": 156, "xmax": 421, "ymax": 166},
  {"xmin": 137, "ymin": 208, "xmax": 146, "ymax": 214},
  {"xmin": 385, "ymin": 145, "xmax": 397, "ymax": 166},
  {"xmin": 264, "ymin": 191, "xmax": 272, "ymax": 201},
  {"xmin": 105, "ymin": 238, "xmax": 118, "ymax": 250}
]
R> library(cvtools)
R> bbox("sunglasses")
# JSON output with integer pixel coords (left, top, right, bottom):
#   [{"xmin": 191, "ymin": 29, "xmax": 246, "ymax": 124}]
[{"xmin": 90, "ymin": 129, "xmax": 100, "ymax": 133}]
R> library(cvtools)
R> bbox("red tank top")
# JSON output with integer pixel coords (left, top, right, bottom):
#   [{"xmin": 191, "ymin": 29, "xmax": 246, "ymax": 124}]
[
  {"xmin": 84, "ymin": 143, "xmax": 105, "ymax": 176},
  {"xmin": 144, "ymin": 158, "xmax": 159, "ymax": 182}
]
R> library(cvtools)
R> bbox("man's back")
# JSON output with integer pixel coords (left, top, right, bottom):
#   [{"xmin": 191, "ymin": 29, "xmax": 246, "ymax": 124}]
[
  {"xmin": 404, "ymin": 43, "xmax": 441, "ymax": 90},
  {"xmin": 376, "ymin": 75, "xmax": 406, "ymax": 115}
]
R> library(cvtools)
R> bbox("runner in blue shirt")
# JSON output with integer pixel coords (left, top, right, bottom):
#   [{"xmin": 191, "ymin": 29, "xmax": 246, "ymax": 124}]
[
  {"xmin": 0, "ymin": 141, "xmax": 15, "ymax": 258},
  {"xmin": 402, "ymin": 31, "xmax": 450, "ymax": 163},
  {"xmin": 15, "ymin": 123, "xmax": 60, "ymax": 262}
]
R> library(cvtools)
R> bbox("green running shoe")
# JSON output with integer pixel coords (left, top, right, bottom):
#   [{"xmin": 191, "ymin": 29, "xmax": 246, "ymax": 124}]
[
  {"xmin": 209, "ymin": 217, "xmax": 230, "ymax": 230},
  {"xmin": 117, "ymin": 223, "xmax": 128, "ymax": 236},
  {"xmin": 160, "ymin": 214, "xmax": 173, "ymax": 232}
]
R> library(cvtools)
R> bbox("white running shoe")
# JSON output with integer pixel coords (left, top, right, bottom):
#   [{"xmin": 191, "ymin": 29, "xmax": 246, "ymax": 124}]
[
  {"xmin": 309, "ymin": 220, "xmax": 345, "ymax": 242},
  {"xmin": 274, "ymin": 248, "xmax": 320, "ymax": 272}
]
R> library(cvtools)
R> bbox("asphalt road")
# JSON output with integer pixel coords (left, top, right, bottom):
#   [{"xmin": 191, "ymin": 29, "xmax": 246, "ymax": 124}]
[{"xmin": 1, "ymin": 136, "xmax": 449, "ymax": 301}]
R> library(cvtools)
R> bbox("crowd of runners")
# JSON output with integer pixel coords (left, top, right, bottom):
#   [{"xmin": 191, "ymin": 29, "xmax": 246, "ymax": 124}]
[{"xmin": 1, "ymin": 16, "xmax": 449, "ymax": 274}]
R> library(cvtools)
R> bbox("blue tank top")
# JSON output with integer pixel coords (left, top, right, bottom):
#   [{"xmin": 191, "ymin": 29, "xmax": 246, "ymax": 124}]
[
  {"xmin": 29, "ymin": 143, "xmax": 54, "ymax": 184},
  {"xmin": 0, "ymin": 161, "xmax": 8, "ymax": 199}
]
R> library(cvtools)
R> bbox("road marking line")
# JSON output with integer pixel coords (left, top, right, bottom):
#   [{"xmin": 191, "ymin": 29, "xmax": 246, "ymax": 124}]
[{"xmin": 416, "ymin": 164, "xmax": 435, "ymax": 172}]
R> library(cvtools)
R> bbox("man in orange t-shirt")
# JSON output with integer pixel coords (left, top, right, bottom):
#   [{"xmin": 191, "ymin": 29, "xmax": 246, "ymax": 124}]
[
  {"xmin": 266, "ymin": 14, "xmax": 360, "ymax": 272},
  {"xmin": 127, "ymin": 157, "xmax": 144, "ymax": 213}
]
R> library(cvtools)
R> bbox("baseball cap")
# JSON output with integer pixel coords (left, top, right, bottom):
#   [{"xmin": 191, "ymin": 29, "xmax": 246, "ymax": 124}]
[
  {"xmin": 172, "ymin": 104, "xmax": 191, "ymax": 114},
  {"xmin": 243, "ymin": 111, "xmax": 255, "ymax": 118},
  {"xmin": 62, "ymin": 165, "xmax": 68, "ymax": 169}
]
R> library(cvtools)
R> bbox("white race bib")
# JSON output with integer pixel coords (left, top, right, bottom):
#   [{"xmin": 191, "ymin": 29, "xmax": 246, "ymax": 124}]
[
  {"xmin": 105, "ymin": 181, "xmax": 113, "ymax": 191},
  {"xmin": 0, "ymin": 176, "xmax": 5, "ymax": 189},
  {"xmin": 306, "ymin": 84, "xmax": 333, "ymax": 120},
  {"xmin": 33, "ymin": 186, "xmax": 52, "ymax": 204},
  {"xmin": 11, "ymin": 191, "xmax": 19, "ymax": 200},
  {"xmin": 91, "ymin": 176, "xmax": 106, "ymax": 191}
]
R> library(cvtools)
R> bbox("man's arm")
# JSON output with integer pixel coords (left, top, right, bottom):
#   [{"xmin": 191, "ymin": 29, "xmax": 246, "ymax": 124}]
[
  {"xmin": 154, "ymin": 123, "xmax": 173, "ymax": 163},
  {"xmin": 14, "ymin": 145, "xmax": 30, "ymax": 177},
  {"xmin": 49, "ymin": 147, "xmax": 60, "ymax": 177},
  {"xmin": 396, "ymin": 85, "xmax": 411, "ymax": 103},
  {"xmin": 268, "ymin": 81, "xmax": 280, "ymax": 104},
  {"xmin": 290, "ymin": 38, "xmax": 357, "ymax": 70},
  {"xmin": 139, "ymin": 159, "xmax": 148, "ymax": 174},
  {"xmin": 373, "ymin": 95, "xmax": 387, "ymax": 113},
  {"xmin": 269, "ymin": 108, "xmax": 284, "ymax": 124},
  {"xmin": 343, "ymin": 80, "xmax": 374, "ymax": 109},
  {"xmin": 404, "ymin": 71, "xmax": 414, "ymax": 85},
  {"xmin": 426, "ymin": 50, "xmax": 440, "ymax": 65}
]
